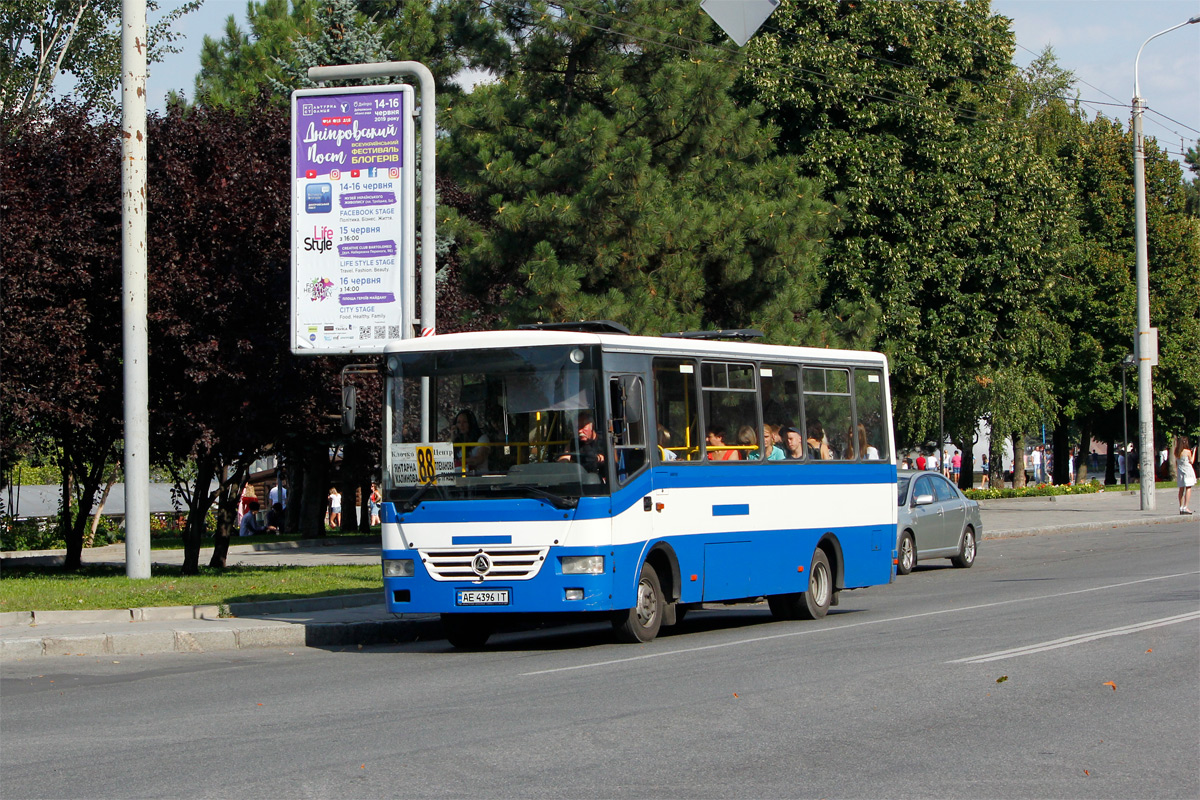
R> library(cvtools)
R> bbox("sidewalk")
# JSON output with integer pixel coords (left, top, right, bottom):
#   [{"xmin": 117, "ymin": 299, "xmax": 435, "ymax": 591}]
[{"xmin": 3, "ymin": 488, "xmax": 1193, "ymax": 660}]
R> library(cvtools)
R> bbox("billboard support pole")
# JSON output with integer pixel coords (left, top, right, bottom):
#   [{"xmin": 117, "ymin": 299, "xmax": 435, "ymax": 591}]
[{"xmin": 308, "ymin": 62, "xmax": 436, "ymax": 439}]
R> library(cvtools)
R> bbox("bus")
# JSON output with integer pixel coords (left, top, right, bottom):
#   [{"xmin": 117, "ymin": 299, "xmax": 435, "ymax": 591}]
[{"xmin": 379, "ymin": 322, "xmax": 897, "ymax": 647}]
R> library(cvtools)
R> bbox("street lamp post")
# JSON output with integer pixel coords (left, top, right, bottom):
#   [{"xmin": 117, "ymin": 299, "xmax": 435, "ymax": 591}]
[
  {"xmin": 1131, "ymin": 13, "xmax": 1200, "ymax": 510},
  {"xmin": 1121, "ymin": 354, "xmax": 1134, "ymax": 491}
]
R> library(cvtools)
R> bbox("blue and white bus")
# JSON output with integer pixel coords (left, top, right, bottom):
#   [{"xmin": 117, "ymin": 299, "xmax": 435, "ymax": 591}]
[{"xmin": 380, "ymin": 323, "xmax": 897, "ymax": 647}]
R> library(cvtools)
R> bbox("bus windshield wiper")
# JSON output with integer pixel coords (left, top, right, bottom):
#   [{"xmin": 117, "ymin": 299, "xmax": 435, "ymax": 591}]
[
  {"xmin": 496, "ymin": 485, "xmax": 578, "ymax": 510},
  {"xmin": 400, "ymin": 472, "xmax": 462, "ymax": 512}
]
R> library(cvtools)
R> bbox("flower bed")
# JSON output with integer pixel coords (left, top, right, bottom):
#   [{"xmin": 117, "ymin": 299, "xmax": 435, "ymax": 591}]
[{"xmin": 964, "ymin": 481, "xmax": 1104, "ymax": 501}]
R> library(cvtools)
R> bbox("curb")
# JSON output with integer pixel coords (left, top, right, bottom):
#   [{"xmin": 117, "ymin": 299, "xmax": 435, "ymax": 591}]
[
  {"xmin": 0, "ymin": 593, "xmax": 383, "ymax": 629},
  {"xmin": 983, "ymin": 514, "xmax": 1190, "ymax": 540},
  {"xmin": 1, "ymin": 614, "xmax": 443, "ymax": 660}
]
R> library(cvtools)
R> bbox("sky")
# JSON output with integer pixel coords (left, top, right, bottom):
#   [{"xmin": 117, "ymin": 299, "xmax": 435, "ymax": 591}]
[{"xmin": 145, "ymin": 0, "xmax": 1199, "ymax": 164}]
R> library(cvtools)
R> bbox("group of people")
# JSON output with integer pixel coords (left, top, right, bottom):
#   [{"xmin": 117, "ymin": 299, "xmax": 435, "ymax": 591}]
[
  {"xmin": 237, "ymin": 482, "xmax": 287, "ymax": 537},
  {"xmin": 701, "ymin": 421, "xmax": 878, "ymax": 462}
]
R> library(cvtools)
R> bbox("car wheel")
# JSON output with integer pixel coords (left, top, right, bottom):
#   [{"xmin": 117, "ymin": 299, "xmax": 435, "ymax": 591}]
[
  {"xmin": 613, "ymin": 562, "xmax": 664, "ymax": 643},
  {"xmin": 768, "ymin": 549, "xmax": 832, "ymax": 621},
  {"xmin": 441, "ymin": 613, "xmax": 492, "ymax": 649},
  {"xmin": 897, "ymin": 531, "xmax": 916, "ymax": 576},
  {"xmin": 951, "ymin": 526, "xmax": 977, "ymax": 568}
]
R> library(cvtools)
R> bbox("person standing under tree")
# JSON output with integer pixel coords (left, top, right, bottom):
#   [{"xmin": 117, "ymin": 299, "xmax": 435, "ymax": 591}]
[
  {"xmin": 1175, "ymin": 436, "xmax": 1196, "ymax": 515},
  {"xmin": 327, "ymin": 487, "xmax": 342, "ymax": 529}
]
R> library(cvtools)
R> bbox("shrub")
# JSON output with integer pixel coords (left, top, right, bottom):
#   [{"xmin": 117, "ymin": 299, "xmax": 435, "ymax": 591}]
[
  {"xmin": 964, "ymin": 480, "xmax": 1104, "ymax": 501},
  {"xmin": 1, "ymin": 517, "xmax": 66, "ymax": 552}
]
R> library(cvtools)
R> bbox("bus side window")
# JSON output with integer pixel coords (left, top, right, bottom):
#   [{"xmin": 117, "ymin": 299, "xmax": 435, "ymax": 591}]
[
  {"xmin": 653, "ymin": 359, "xmax": 701, "ymax": 461},
  {"xmin": 803, "ymin": 367, "xmax": 852, "ymax": 460},
  {"xmin": 610, "ymin": 375, "xmax": 648, "ymax": 484},
  {"xmin": 854, "ymin": 369, "xmax": 889, "ymax": 461}
]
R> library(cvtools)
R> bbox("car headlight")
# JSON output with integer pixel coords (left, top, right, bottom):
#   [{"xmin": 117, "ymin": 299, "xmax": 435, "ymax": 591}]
[
  {"xmin": 383, "ymin": 558, "xmax": 415, "ymax": 577},
  {"xmin": 560, "ymin": 555, "xmax": 605, "ymax": 574}
]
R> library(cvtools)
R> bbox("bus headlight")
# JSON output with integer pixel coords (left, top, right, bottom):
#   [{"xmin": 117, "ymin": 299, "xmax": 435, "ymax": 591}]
[
  {"xmin": 561, "ymin": 555, "xmax": 605, "ymax": 574},
  {"xmin": 383, "ymin": 559, "xmax": 415, "ymax": 577}
]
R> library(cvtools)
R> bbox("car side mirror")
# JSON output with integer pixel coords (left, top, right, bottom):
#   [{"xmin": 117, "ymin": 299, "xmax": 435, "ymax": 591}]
[{"xmin": 913, "ymin": 494, "xmax": 935, "ymax": 506}]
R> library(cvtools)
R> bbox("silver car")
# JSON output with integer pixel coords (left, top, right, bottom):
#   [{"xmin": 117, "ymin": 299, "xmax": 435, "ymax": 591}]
[{"xmin": 896, "ymin": 470, "xmax": 981, "ymax": 575}]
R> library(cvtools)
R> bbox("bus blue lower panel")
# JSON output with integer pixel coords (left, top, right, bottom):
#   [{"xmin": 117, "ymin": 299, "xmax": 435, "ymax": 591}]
[{"xmin": 383, "ymin": 523, "xmax": 891, "ymax": 615}]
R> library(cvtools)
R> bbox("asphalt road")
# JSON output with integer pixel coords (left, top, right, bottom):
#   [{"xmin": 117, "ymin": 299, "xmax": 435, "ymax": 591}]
[{"xmin": 3, "ymin": 522, "xmax": 1197, "ymax": 799}]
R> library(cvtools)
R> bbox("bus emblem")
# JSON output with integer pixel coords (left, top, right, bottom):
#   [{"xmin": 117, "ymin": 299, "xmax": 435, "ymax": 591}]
[{"xmin": 472, "ymin": 552, "xmax": 492, "ymax": 576}]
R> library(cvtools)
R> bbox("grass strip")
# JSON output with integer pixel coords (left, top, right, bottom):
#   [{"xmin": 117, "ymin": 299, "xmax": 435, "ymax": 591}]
[{"xmin": 0, "ymin": 563, "xmax": 382, "ymax": 612}]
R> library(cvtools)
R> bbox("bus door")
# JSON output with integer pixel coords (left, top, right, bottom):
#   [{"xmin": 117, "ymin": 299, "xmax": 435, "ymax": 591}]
[{"xmin": 607, "ymin": 371, "xmax": 655, "ymax": 544}]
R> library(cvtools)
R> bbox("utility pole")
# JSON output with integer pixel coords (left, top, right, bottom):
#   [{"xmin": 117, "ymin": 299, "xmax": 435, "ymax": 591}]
[
  {"xmin": 121, "ymin": 0, "xmax": 150, "ymax": 578},
  {"xmin": 1131, "ymin": 14, "xmax": 1199, "ymax": 511}
]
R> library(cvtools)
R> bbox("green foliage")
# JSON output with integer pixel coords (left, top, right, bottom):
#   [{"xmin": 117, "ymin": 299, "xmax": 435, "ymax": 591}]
[
  {"xmin": 0, "ymin": 0, "xmax": 200, "ymax": 134},
  {"xmin": 445, "ymin": 0, "xmax": 834, "ymax": 339},
  {"xmin": 194, "ymin": 0, "xmax": 494, "ymax": 109},
  {"xmin": 740, "ymin": 0, "xmax": 1072, "ymax": 447},
  {"xmin": 0, "ymin": 517, "xmax": 65, "ymax": 552}
]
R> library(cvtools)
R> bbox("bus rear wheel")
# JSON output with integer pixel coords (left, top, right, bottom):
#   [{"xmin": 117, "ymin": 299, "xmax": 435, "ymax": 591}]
[
  {"xmin": 441, "ymin": 613, "xmax": 492, "ymax": 649},
  {"xmin": 613, "ymin": 562, "xmax": 664, "ymax": 643},
  {"xmin": 767, "ymin": 549, "xmax": 832, "ymax": 621}
]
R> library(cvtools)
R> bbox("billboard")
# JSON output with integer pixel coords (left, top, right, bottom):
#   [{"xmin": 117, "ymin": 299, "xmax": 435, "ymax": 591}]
[{"xmin": 290, "ymin": 84, "xmax": 415, "ymax": 354}]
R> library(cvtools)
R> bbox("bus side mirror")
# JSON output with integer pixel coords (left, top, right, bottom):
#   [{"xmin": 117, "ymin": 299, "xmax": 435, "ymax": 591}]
[{"xmin": 341, "ymin": 385, "xmax": 356, "ymax": 435}]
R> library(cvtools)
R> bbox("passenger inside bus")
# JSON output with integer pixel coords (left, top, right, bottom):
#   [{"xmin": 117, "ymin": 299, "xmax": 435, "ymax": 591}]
[
  {"xmin": 806, "ymin": 421, "xmax": 833, "ymax": 460},
  {"xmin": 706, "ymin": 425, "xmax": 741, "ymax": 460},
  {"xmin": 453, "ymin": 409, "xmax": 490, "ymax": 471},
  {"xmin": 781, "ymin": 426, "xmax": 806, "ymax": 459},
  {"xmin": 556, "ymin": 411, "xmax": 606, "ymax": 473}
]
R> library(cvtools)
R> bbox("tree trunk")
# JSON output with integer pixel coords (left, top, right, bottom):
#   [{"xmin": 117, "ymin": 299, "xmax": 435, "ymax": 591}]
[
  {"xmin": 1011, "ymin": 432, "xmax": 1026, "ymax": 489},
  {"xmin": 299, "ymin": 443, "xmax": 329, "ymax": 538},
  {"xmin": 1052, "ymin": 426, "xmax": 1070, "ymax": 486},
  {"xmin": 208, "ymin": 504, "xmax": 235, "ymax": 568},
  {"xmin": 1104, "ymin": 440, "xmax": 1116, "ymax": 485},
  {"xmin": 60, "ymin": 466, "xmax": 80, "ymax": 570},
  {"xmin": 209, "ymin": 461, "xmax": 247, "ymax": 568},
  {"xmin": 181, "ymin": 456, "xmax": 216, "ymax": 575},
  {"xmin": 958, "ymin": 439, "xmax": 974, "ymax": 491},
  {"xmin": 85, "ymin": 466, "xmax": 120, "ymax": 548},
  {"xmin": 989, "ymin": 423, "xmax": 1004, "ymax": 488},
  {"xmin": 1076, "ymin": 426, "xmax": 1091, "ymax": 485}
]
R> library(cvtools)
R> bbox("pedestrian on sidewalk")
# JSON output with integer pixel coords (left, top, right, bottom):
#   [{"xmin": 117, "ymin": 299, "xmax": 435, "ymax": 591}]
[
  {"xmin": 1174, "ymin": 436, "xmax": 1196, "ymax": 515},
  {"xmin": 327, "ymin": 487, "xmax": 342, "ymax": 529},
  {"xmin": 980, "ymin": 453, "xmax": 990, "ymax": 489}
]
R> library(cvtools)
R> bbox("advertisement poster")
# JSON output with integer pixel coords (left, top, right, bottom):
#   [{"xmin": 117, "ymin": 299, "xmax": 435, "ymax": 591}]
[{"xmin": 290, "ymin": 85, "xmax": 415, "ymax": 354}]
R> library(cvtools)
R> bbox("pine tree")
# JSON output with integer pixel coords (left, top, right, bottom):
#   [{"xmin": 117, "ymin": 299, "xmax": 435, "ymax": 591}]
[{"xmin": 444, "ymin": 0, "xmax": 834, "ymax": 341}]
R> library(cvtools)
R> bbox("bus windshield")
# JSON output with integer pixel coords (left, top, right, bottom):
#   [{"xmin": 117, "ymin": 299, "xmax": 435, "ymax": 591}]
[{"xmin": 386, "ymin": 344, "xmax": 608, "ymax": 505}]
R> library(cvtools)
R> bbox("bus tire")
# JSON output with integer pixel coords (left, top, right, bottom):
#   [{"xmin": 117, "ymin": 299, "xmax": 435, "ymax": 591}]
[
  {"xmin": 441, "ymin": 613, "xmax": 492, "ymax": 649},
  {"xmin": 768, "ymin": 549, "xmax": 832, "ymax": 621},
  {"xmin": 897, "ymin": 531, "xmax": 916, "ymax": 575},
  {"xmin": 951, "ymin": 527, "xmax": 977, "ymax": 569},
  {"xmin": 613, "ymin": 562, "xmax": 664, "ymax": 643}
]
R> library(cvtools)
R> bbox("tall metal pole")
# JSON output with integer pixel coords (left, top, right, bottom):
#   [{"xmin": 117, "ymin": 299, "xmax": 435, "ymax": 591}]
[
  {"xmin": 1131, "ymin": 15, "xmax": 1199, "ymax": 511},
  {"xmin": 1121, "ymin": 364, "xmax": 1129, "ymax": 492},
  {"xmin": 308, "ymin": 62, "xmax": 436, "ymax": 439},
  {"xmin": 121, "ymin": 0, "xmax": 151, "ymax": 578}
]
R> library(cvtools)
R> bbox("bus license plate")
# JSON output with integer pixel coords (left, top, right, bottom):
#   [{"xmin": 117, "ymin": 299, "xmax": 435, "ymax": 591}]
[{"xmin": 456, "ymin": 589, "xmax": 510, "ymax": 606}]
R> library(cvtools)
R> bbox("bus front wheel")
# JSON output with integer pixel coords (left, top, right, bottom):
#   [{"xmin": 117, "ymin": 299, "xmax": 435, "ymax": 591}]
[
  {"xmin": 613, "ymin": 562, "xmax": 664, "ymax": 643},
  {"xmin": 441, "ymin": 613, "xmax": 492, "ymax": 649},
  {"xmin": 767, "ymin": 549, "xmax": 832, "ymax": 621}
]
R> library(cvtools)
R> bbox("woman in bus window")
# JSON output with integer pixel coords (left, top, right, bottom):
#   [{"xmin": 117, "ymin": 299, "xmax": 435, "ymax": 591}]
[
  {"xmin": 806, "ymin": 421, "xmax": 833, "ymax": 460},
  {"xmin": 706, "ymin": 425, "xmax": 740, "ymax": 460}
]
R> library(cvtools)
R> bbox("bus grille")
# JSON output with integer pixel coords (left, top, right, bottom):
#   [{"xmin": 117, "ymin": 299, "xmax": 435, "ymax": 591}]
[{"xmin": 419, "ymin": 547, "xmax": 548, "ymax": 581}]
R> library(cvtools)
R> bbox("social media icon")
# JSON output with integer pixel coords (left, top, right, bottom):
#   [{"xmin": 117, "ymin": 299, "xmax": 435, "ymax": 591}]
[
  {"xmin": 330, "ymin": 169, "xmax": 341, "ymax": 180},
  {"xmin": 305, "ymin": 169, "xmax": 317, "ymax": 179},
  {"xmin": 350, "ymin": 169, "xmax": 361, "ymax": 178},
  {"xmin": 388, "ymin": 168, "xmax": 399, "ymax": 179}
]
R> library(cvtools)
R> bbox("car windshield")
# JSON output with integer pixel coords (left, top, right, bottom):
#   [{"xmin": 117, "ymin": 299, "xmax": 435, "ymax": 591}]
[
  {"xmin": 897, "ymin": 475, "xmax": 911, "ymax": 506},
  {"xmin": 386, "ymin": 344, "xmax": 608, "ymax": 505}
]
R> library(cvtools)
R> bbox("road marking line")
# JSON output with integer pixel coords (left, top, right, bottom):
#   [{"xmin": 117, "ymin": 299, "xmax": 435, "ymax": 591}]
[
  {"xmin": 947, "ymin": 610, "xmax": 1200, "ymax": 664},
  {"xmin": 521, "ymin": 570, "xmax": 1199, "ymax": 677}
]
